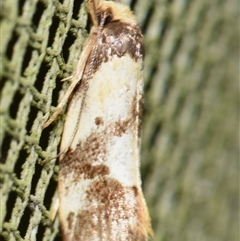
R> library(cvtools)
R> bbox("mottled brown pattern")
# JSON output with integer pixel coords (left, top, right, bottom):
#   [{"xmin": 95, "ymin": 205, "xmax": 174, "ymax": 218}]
[
  {"xmin": 131, "ymin": 91, "xmax": 144, "ymax": 138},
  {"xmin": 67, "ymin": 212, "xmax": 74, "ymax": 230},
  {"xmin": 59, "ymin": 2, "xmax": 149, "ymax": 240},
  {"xmin": 70, "ymin": 178, "xmax": 147, "ymax": 241},
  {"xmin": 111, "ymin": 118, "xmax": 132, "ymax": 136},
  {"xmin": 95, "ymin": 116, "xmax": 104, "ymax": 126},
  {"xmin": 60, "ymin": 91, "xmax": 140, "ymax": 181},
  {"xmin": 83, "ymin": 20, "xmax": 144, "ymax": 79},
  {"xmin": 60, "ymin": 131, "xmax": 109, "ymax": 181},
  {"xmin": 60, "ymin": 117, "xmax": 134, "ymax": 179}
]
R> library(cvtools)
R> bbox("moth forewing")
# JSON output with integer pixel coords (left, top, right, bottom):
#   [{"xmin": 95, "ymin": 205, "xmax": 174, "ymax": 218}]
[{"xmin": 47, "ymin": 0, "xmax": 154, "ymax": 240}]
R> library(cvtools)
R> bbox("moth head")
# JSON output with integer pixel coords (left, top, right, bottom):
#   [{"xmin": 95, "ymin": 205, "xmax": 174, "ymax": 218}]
[{"xmin": 96, "ymin": 1, "xmax": 137, "ymax": 26}]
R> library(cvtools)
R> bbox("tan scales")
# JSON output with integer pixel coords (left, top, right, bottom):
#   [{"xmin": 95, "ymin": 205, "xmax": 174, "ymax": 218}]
[{"xmin": 44, "ymin": 0, "xmax": 153, "ymax": 240}]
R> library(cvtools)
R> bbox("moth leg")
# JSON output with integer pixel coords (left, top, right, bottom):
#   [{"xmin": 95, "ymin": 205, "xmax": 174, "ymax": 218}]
[
  {"xmin": 61, "ymin": 75, "xmax": 73, "ymax": 82},
  {"xmin": 43, "ymin": 35, "xmax": 97, "ymax": 129},
  {"xmin": 87, "ymin": 0, "xmax": 100, "ymax": 27},
  {"xmin": 49, "ymin": 192, "xmax": 60, "ymax": 221}
]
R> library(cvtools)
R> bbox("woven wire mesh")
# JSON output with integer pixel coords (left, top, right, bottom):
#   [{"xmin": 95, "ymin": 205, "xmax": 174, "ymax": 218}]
[{"xmin": 1, "ymin": 0, "xmax": 238, "ymax": 240}]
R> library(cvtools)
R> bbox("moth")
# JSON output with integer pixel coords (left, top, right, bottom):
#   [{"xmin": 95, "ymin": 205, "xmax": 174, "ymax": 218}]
[{"xmin": 44, "ymin": 0, "xmax": 153, "ymax": 240}]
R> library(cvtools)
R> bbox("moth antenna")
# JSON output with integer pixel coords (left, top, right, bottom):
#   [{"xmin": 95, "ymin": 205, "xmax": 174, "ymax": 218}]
[{"xmin": 59, "ymin": 5, "xmax": 108, "ymax": 155}]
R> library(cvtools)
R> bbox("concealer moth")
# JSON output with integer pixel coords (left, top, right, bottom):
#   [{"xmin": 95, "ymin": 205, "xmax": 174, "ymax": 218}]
[{"xmin": 44, "ymin": 0, "xmax": 153, "ymax": 240}]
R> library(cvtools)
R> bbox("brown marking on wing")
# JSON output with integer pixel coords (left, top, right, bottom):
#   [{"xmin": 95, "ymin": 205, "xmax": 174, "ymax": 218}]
[
  {"xmin": 70, "ymin": 178, "xmax": 148, "ymax": 241},
  {"xmin": 109, "ymin": 91, "xmax": 144, "ymax": 138},
  {"xmin": 60, "ymin": 131, "xmax": 109, "ymax": 181},
  {"xmin": 95, "ymin": 116, "xmax": 104, "ymax": 126},
  {"xmin": 131, "ymin": 91, "xmax": 144, "ymax": 138},
  {"xmin": 67, "ymin": 212, "xmax": 74, "ymax": 230},
  {"xmin": 59, "ymin": 105, "xmax": 150, "ymax": 240},
  {"xmin": 60, "ymin": 111, "xmax": 136, "ymax": 181},
  {"xmin": 111, "ymin": 118, "xmax": 131, "ymax": 136},
  {"xmin": 82, "ymin": 21, "xmax": 144, "ymax": 79}
]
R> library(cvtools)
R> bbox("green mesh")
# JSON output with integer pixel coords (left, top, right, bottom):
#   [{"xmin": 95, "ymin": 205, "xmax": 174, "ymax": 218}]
[{"xmin": 1, "ymin": 0, "xmax": 238, "ymax": 241}]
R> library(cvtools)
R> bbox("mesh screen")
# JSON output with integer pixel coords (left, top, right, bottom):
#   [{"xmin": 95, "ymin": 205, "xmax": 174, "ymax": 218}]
[{"xmin": 1, "ymin": 0, "xmax": 238, "ymax": 240}]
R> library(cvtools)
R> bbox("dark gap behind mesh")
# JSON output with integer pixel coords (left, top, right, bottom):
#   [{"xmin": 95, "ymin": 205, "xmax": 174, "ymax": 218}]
[
  {"xmin": 40, "ymin": 124, "xmax": 54, "ymax": 151},
  {"xmin": 43, "ymin": 177, "xmax": 58, "ymax": 210},
  {"xmin": 0, "ymin": 76, "xmax": 6, "ymax": 97},
  {"xmin": 47, "ymin": 16, "xmax": 61, "ymax": 49},
  {"xmin": 21, "ymin": 45, "xmax": 33, "ymax": 76},
  {"xmin": 36, "ymin": 222, "xmax": 45, "ymax": 241},
  {"xmin": 72, "ymin": 0, "xmax": 83, "ymax": 20},
  {"xmin": 34, "ymin": 61, "xmax": 49, "ymax": 92},
  {"xmin": 14, "ymin": 149, "xmax": 28, "ymax": 179},
  {"xmin": 0, "ymin": 233, "xmax": 5, "ymax": 241},
  {"xmin": 51, "ymin": 77, "xmax": 65, "ymax": 107},
  {"xmin": 141, "ymin": 3, "xmax": 154, "ymax": 34},
  {"xmin": 1, "ymin": 134, "xmax": 12, "ymax": 164},
  {"xmin": 149, "ymin": 121, "xmax": 162, "ymax": 148},
  {"xmin": 31, "ymin": 1, "xmax": 45, "ymax": 30},
  {"xmin": 4, "ymin": 191, "xmax": 18, "ymax": 223},
  {"xmin": 169, "ymin": 36, "xmax": 183, "ymax": 62},
  {"xmin": 144, "ymin": 62, "xmax": 158, "ymax": 92},
  {"xmin": 130, "ymin": 0, "xmax": 138, "ymax": 11},
  {"xmin": 18, "ymin": 0, "xmax": 26, "ymax": 16},
  {"xmin": 174, "ymin": 93, "xmax": 187, "ymax": 118},
  {"xmin": 161, "ymin": 71, "xmax": 175, "ymax": 103},
  {"xmin": 53, "ymin": 232, "xmax": 61, "ymax": 241},
  {"xmin": 160, "ymin": 16, "xmax": 170, "ymax": 43},
  {"xmin": 18, "ymin": 205, "xmax": 32, "ymax": 238},
  {"xmin": 62, "ymin": 32, "xmax": 77, "ymax": 63},
  {"xmin": 6, "ymin": 31, "xmax": 19, "ymax": 60},
  {"xmin": 9, "ymin": 90, "xmax": 24, "ymax": 119},
  {"xmin": 26, "ymin": 105, "xmax": 39, "ymax": 135},
  {"xmin": 29, "ymin": 162, "xmax": 43, "ymax": 195}
]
